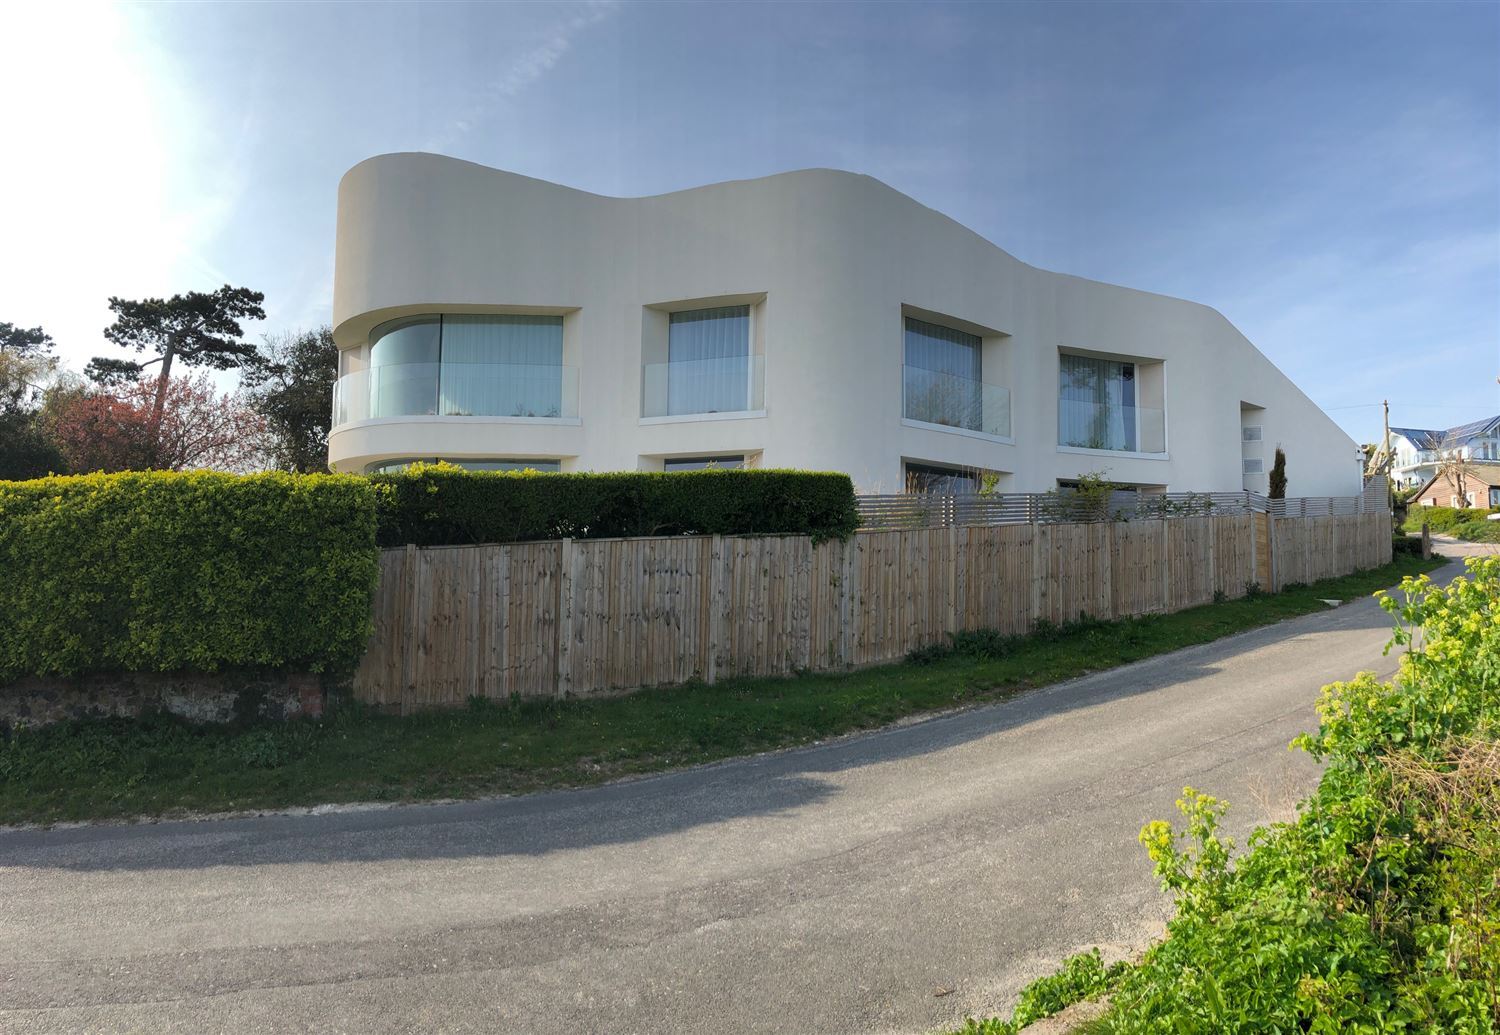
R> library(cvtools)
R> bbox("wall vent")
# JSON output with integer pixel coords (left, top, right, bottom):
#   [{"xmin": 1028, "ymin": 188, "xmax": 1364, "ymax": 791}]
[
  {"xmin": 1242, "ymin": 425, "xmax": 1264, "ymax": 442},
  {"xmin": 1243, "ymin": 458, "xmax": 1264, "ymax": 475}
]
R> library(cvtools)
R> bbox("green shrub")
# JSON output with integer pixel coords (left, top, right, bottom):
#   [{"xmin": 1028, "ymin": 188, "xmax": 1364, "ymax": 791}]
[
  {"xmin": 1391, "ymin": 534, "xmax": 1423, "ymax": 557},
  {"xmin": 369, "ymin": 465, "xmax": 859, "ymax": 547},
  {"xmin": 1455, "ymin": 518, "xmax": 1500, "ymax": 543},
  {"xmin": 1087, "ymin": 559, "xmax": 1500, "ymax": 1032},
  {"xmin": 0, "ymin": 470, "xmax": 379, "ymax": 680},
  {"xmin": 956, "ymin": 949, "xmax": 1128, "ymax": 1034},
  {"xmin": 1401, "ymin": 505, "xmax": 1491, "ymax": 534}
]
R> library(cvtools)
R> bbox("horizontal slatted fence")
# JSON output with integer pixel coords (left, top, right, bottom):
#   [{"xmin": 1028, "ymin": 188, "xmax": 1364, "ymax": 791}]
[{"xmin": 351, "ymin": 511, "xmax": 1393, "ymax": 711}]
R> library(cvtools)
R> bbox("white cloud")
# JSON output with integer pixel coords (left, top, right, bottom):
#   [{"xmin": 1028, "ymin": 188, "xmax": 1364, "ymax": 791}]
[{"xmin": 422, "ymin": 0, "xmax": 619, "ymax": 153}]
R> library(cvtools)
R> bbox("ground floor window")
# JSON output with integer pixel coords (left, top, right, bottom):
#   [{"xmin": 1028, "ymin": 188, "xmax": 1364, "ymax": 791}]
[
  {"xmin": 904, "ymin": 461, "xmax": 978, "ymax": 495},
  {"xmin": 364, "ymin": 457, "xmax": 561, "ymax": 474},
  {"xmin": 663, "ymin": 454, "xmax": 745, "ymax": 471}
]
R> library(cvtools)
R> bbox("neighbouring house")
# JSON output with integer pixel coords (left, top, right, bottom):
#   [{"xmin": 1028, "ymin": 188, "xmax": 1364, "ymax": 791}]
[
  {"xmin": 328, "ymin": 153, "xmax": 1363, "ymax": 496},
  {"xmin": 1390, "ymin": 416, "xmax": 1500, "ymax": 490},
  {"xmin": 1412, "ymin": 463, "xmax": 1500, "ymax": 510}
]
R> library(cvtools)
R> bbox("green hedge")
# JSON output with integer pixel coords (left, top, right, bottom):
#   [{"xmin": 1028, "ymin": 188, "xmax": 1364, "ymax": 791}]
[
  {"xmin": 1391, "ymin": 534, "xmax": 1423, "ymax": 557},
  {"xmin": 1401, "ymin": 505, "xmax": 1493, "ymax": 533},
  {"xmin": 369, "ymin": 466, "xmax": 860, "ymax": 547},
  {"xmin": 1455, "ymin": 517, "xmax": 1500, "ymax": 543},
  {"xmin": 0, "ymin": 471, "xmax": 379, "ymax": 680}
]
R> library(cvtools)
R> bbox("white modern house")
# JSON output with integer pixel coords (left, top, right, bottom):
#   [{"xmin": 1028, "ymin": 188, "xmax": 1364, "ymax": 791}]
[
  {"xmin": 329, "ymin": 153, "xmax": 1362, "ymax": 496},
  {"xmin": 1389, "ymin": 416, "xmax": 1500, "ymax": 490}
]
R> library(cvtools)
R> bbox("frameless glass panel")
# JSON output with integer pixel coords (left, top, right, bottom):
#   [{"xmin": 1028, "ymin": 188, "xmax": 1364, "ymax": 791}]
[
  {"xmin": 902, "ymin": 367, "xmax": 1011, "ymax": 438},
  {"xmin": 332, "ymin": 369, "xmax": 370, "ymax": 426},
  {"xmin": 904, "ymin": 462, "xmax": 978, "ymax": 495},
  {"xmin": 643, "ymin": 356, "xmax": 762, "ymax": 418},
  {"xmin": 371, "ymin": 362, "xmax": 442, "ymax": 418},
  {"xmin": 663, "ymin": 455, "xmax": 746, "ymax": 471},
  {"xmin": 440, "ymin": 315, "xmax": 564, "ymax": 418},
  {"xmin": 1058, "ymin": 354, "xmax": 1137, "ymax": 451},
  {"xmin": 363, "ymin": 457, "xmax": 561, "ymax": 474},
  {"xmin": 452, "ymin": 458, "xmax": 562, "ymax": 472},
  {"xmin": 369, "ymin": 318, "xmax": 441, "ymax": 417},
  {"xmin": 667, "ymin": 306, "xmax": 751, "ymax": 415}
]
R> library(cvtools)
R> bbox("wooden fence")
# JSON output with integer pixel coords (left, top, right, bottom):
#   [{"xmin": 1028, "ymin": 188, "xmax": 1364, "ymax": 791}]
[{"xmin": 350, "ymin": 511, "xmax": 1391, "ymax": 711}]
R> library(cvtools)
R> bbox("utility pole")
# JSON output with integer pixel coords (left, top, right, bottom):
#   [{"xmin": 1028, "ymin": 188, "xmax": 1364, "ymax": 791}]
[
  {"xmin": 1382, "ymin": 399, "xmax": 1392, "ymax": 511},
  {"xmin": 1364, "ymin": 399, "xmax": 1394, "ymax": 480}
]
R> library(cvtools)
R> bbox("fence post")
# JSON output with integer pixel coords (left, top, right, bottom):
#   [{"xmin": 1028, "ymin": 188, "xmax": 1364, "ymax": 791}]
[
  {"xmin": 947, "ymin": 525, "xmax": 959, "ymax": 635},
  {"xmin": 1159, "ymin": 519, "xmax": 1170, "ymax": 611},
  {"xmin": 1207, "ymin": 513, "xmax": 1217, "ymax": 599},
  {"xmin": 839, "ymin": 534, "xmax": 857, "ymax": 667},
  {"xmin": 1269, "ymin": 516, "xmax": 1280, "ymax": 591},
  {"xmin": 1030, "ymin": 524, "xmax": 1044, "ymax": 624},
  {"xmin": 402, "ymin": 543, "xmax": 418, "ymax": 716},
  {"xmin": 707, "ymin": 534, "xmax": 725, "ymax": 684},
  {"xmin": 1421, "ymin": 522, "xmax": 1431, "ymax": 560},
  {"xmin": 1248, "ymin": 513, "xmax": 1257, "ymax": 593},
  {"xmin": 1102, "ymin": 521, "xmax": 1116, "ymax": 620},
  {"xmin": 556, "ymin": 537, "xmax": 574, "ymax": 698}
]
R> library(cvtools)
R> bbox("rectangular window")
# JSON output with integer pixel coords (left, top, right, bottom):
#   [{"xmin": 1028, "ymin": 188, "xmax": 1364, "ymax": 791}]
[
  {"xmin": 904, "ymin": 461, "xmax": 978, "ymax": 495},
  {"xmin": 1242, "ymin": 426, "xmax": 1263, "ymax": 442},
  {"xmin": 663, "ymin": 455, "xmax": 746, "ymax": 471},
  {"xmin": 439, "ymin": 315, "xmax": 564, "ymax": 418},
  {"xmin": 1058, "ymin": 354, "xmax": 1137, "ymax": 451},
  {"xmin": 667, "ymin": 306, "xmax": 751, "ymax": 415},
  {"xmin": 903, "ymin": 317, "xmax": 983, "ymax": 431},
  {"xmin": 1242, "ymin": 458, "xmax": 1264, "ymax": 474}
]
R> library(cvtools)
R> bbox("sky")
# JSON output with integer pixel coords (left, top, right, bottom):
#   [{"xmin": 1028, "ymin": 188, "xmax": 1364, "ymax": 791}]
[{"xmin": 1, "ymin": 0, "xmax": 1496, "ymax": 446}]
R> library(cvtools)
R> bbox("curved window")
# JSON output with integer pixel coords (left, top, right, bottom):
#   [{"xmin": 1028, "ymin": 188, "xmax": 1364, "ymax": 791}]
[
  {"xmin": 336, "ymin": 314, "xmax": 573, "ymax": 425},
  {"xmin": 370, "ymin": 317, "xmax": 441, "ymax": 417},
  {"xmin": 365, "ymin": 457, "xmax": 562, "ymax": 475}
]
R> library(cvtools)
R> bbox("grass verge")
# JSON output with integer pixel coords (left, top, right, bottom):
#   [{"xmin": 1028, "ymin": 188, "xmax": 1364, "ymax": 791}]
[{"xmin": 0, "ymin": 554, "xmax": 1443, "ymax": 826}]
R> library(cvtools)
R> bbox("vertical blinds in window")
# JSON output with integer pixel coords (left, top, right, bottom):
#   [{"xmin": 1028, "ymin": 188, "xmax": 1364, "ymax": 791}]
[{"xmin": 667, "ymin": 306, "xmax": 751, "ymax": 415}]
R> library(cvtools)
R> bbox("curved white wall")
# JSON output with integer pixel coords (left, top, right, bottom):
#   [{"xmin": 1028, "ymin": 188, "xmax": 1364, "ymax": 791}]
[{"xmin": 330, "ymin": 153, "xmax": 1361, "ymax": 496}]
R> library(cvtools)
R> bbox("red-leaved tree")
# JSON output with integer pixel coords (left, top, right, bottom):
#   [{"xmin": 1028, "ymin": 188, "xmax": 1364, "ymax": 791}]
[{"xmin": 45, "ymin": 373, "xmax": 267, "ymax": 474}]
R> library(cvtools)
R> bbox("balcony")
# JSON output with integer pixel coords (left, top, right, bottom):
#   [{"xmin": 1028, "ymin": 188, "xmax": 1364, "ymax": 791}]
[
  {"xmin": 332, "ymin": 361, "xmax": 580, "ymax": 428},
  {"xmin": 1058, "ymin": 399, "xmax": 1166, "ymax": 455},
  {"xmin": 902, "ymin": 365, "xmax": 1012, "ymax": 439},
  {"xmin": 642, "ymin": 355, "xmax": 765, "ymax": 419}
]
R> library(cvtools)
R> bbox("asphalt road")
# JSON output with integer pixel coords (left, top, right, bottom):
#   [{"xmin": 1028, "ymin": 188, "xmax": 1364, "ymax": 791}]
[{"xmin": 0, "ymin": 553, "xmax": 1473, "ymax": 1035}]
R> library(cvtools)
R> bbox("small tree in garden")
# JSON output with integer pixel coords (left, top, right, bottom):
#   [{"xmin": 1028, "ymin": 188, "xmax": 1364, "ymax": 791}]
[
  {"xmin": 45, "ymin": 373, "xmax": 266, "ymax": 474},
  {"xmin": 85, "ymin": 285, "xmax": 266, "ymax": 463},
  {"xmin": 1268, "ymin": 446, "xmax": 1287, "ymax": 499},
  {"xmin": 241, "ymin": 326, "xmax": 338, "ymax": 472},
  {"xmin": 0, "ymin": 321, "xmax": 65, "ymax": 479}
]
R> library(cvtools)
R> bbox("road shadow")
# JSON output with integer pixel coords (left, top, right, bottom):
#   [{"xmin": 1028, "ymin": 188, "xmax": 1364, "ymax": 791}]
[{"xmin": 0, "ymin": 561, "xmax": 1454, "ymax": 872}]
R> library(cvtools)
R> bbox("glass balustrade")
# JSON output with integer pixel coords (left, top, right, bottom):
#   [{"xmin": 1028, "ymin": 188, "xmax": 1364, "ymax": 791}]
[
  {"xmin": 332, "ymin": 362, "xmax": 579, "ymax": 428},
  {"xmin": 642, "ymin": 355, "xmax": 765, "ymax": 418},
  {"xmin": 1058, "ymin": 399, "xmax": 1166, "ymax": 453},
  {"xmin": 902, "ymin": 365, "xmax": 1012, "ymax": 439}
]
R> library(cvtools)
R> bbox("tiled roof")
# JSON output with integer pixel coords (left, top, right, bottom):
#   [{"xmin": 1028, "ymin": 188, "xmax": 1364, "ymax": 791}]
[
  {"xmin": 1391, "ymin": 415, "xmax": 1500, "ymax": 451},
  {"xmin": 1418, "ymin": 461, "xmax": 1500, "ymax": 493}
]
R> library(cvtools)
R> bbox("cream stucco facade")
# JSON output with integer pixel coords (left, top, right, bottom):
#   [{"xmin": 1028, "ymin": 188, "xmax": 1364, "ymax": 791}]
[{"xmin": 329, "ymin": 152, "xmax": 1362, "ymax": 496}]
